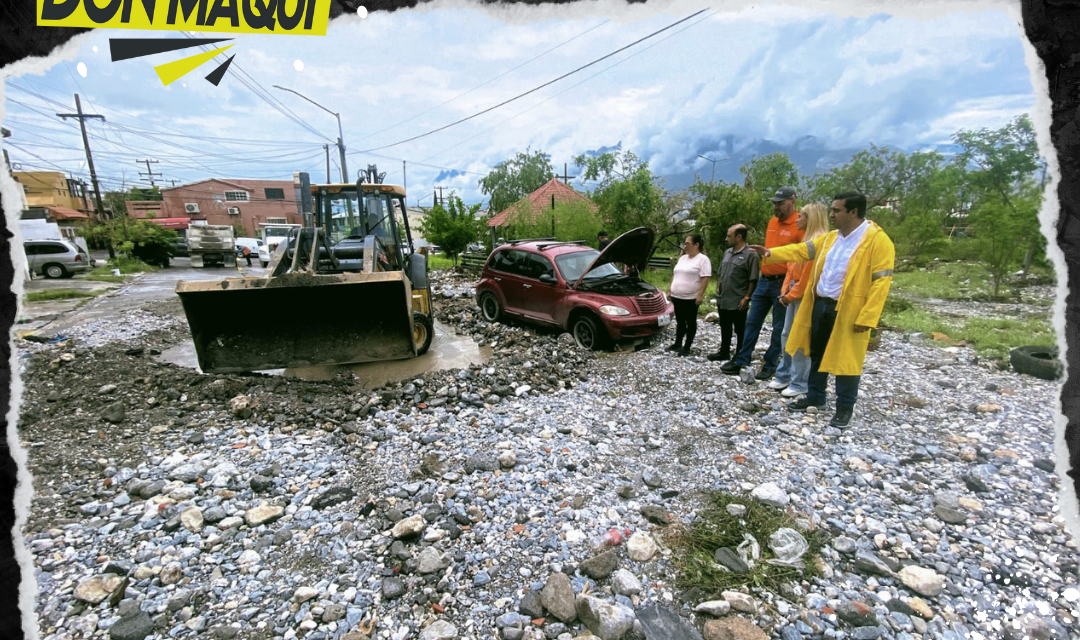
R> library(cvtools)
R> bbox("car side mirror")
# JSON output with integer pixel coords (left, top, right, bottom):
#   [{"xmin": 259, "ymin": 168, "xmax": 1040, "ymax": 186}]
[{"xmin": 539, "ymin": 273, "xmax": 557, "ymax": 285}]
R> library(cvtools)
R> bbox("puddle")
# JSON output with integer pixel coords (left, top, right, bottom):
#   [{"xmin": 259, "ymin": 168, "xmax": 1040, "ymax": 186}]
[{"xmin": 156, "ymin": 320, "xmax": 492, "ymax": 387}]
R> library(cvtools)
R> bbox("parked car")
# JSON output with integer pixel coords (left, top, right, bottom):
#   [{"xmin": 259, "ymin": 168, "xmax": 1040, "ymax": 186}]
[
  {"xmin": 24, "ymin": 239, "xmax": 91, "ymax": 279},
  {"xmin": 475, "ymin": 227, "xmax": 673, "ymax": 349}
]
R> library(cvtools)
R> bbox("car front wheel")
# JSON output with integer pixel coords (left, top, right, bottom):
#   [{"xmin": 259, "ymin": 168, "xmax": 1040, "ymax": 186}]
[
  {"xmin": 572, "ymin": 314, "xmax": 607, "ymax": 350},
  {"xmin": 479, "ymin": 291, "xmax": 502, "ymax": 322}
]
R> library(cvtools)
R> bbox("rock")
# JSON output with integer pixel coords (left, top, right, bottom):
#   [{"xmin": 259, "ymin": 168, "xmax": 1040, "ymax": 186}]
[
  {"xmin": 610, "ymin": 569, "xmax": 643, "ymax": 596},
  {"xmin": 640, "ymin": 505, "xmax": 672, "ymax": 525},
  {"xmin": 617, "ymin": 485, "xmax": 637, "ymax": 499},
  {"xmin": 898, "ymin": 565, "xmax": 945, "ymax": 597},
  {"xmin": 73, "ymin": 574, "xmax": 124, "ymax": 604},
  {"xmin": 249, "ymin": 475, "xmax": 274, "ymax": 493},
  {"xmin": 642, "ymin": 468, "xmax": 663, "ymax": 488},
  {"xmin": 311, "ymin": 486, "xmax": 356, "ymax": 510},
  {"xmin": 579, "ymin": 550, "xmax": 619, "ymax": 580},
  {"xmin": 1002, "ymin": 610, "xmax": 1069, "ymax": 640},
  {"xmin": 835, "ymin": 601, "xmax": 878, "ymax": 627},
  {"xmin": 714, "ymin": 548, "xmax": 749, "ymax": 574},
  {"xmin": 464, "ymin": 453, "xmax": 498, "ymax": 473},
  {"xmin": 627, "ymin": 531, "xmax": 658, "ymax": 562},
  {"xmin": 767, "ymin": 528, "xmax": 808, "ymax": 566},
  {"xmin": 693, "ymin": 601, "xmax": 732, "ymax": 617},
  {"xmin": 576, "ymin": 594, "xmax": 635, "ymax": 640},
  {"xmin": 519, "ymin": 589, "xmax": 544, "ymax": 618},
  {"xmin": 962, "ymin": 474, "xmax": 991, "ymax": 493},
  {"xmin": 382, "ymin": 576, "xmax": 406, "ymax": 600},
  {"xmin": 702, "ymin": 617, "xmax": 769, "ymax": 640},
  {"xmin": 541, "ymin": 573, "xmax": 577, "ymax": 623},
  {"xmin": 637, "ymin": 604, "xmax": 704, "ymax": 639},
  {"xmin": 392, "ymin": 514, "xmax": 425, "ymax": 538},
  {"xmin": 907, "ymin": 597, "xmax": 933, "ymax": 620},
  {"xmin": 417, "ymin": 547, "xmax": 451, "ymax": 574},
  {"xmin": 498, "ymin": 450, "xmax": 517, "ymax": 469},
  {"xmin": 845, "ymin": 457, "xmax": 871, "ymax": 472},
  {"xmin": 321, "ymin": 604, "xmax": 346, "ymax": 622},
  {"xmin": 831, "ymin": 536, "xmax": 857, "ymax": 554},
  {"xmin": 720, "ymin": 591, "xmax": 757, "ymax": 614},
  {"xmin": 102, "ymin": 401, "xmax": 126, "ymax": 424},
  {"xmin": 244, "ymin": 503, "xmax": 284, "ymax": 527},
  {"xmin": 750, "ymin": 482, "xmax": 788, "ymax": 507},
  {"xmin": 229, "ymin": 394, "xmax": 256, "ymax": 418},
  {"xmin": 293, "ymin": 586, "xmax": 319, "ymax": 603},
  {"xmin": 853, "ymin": 550, "xmax": 894, "ymax": 576},
  {"xmin": 418, "ymin": 620, "xmax": 458, "ymax": 640},
  {"xmin": 168, "ymin": 464, "xmax": 203, "ymax": 483},
  {"xmin": 725, "ymin": 504, "xmax": 747, "ymax": 517},
  {"xmin": 159, "ymin": 562, "xmax": 183, "ymax": 585},
  {"xmin": 108, "ymin": 612, "xmax": 154, "ymax": 640},
  {"xmin": 180, "ymin": 508, "xmax": 204, "ymax": 532}
]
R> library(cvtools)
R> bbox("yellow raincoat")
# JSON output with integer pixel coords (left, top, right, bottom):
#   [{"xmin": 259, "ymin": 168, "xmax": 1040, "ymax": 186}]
[{"xmin": 764, "ymin": 221, "xmax": 895, "ymax": 376}]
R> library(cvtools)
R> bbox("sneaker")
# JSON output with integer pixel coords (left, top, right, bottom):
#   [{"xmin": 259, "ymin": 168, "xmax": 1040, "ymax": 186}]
[
  {"xmin": 665, "ymin": 344, "xmax": 682, "ymax": 352},
  {"xmin": 781, "ymin": 387, "xmax": 803, "ymax": 398},
  {"xmin": 755, "ymin": 367, "xmax": 776, "ymax": 381},
  {"xmin": 720, "ymin": 362, "xmax": 742, "ymax": 375},
  {"xmin": 678, "ymin": 348, "xmax": 691, "ymax": 357},
  {"xmin": 830, "ymin": 407, "xmax": 854, "ymax": 428},
  {"xmin": 707, "ymin": 352, "xmax": 730, "ymax": 362},
  {"xmin": 788, "ymin": 397, "xmax": 826, "ymax": 412},
  {"xmin": 767, "ymin": 379, "xmax": 789, "ymax": 390}
]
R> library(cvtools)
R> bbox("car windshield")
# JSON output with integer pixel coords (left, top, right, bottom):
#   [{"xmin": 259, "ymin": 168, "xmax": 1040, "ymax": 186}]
[{"xmin": 555, "ymin": 250, "xmax": 622, "ymax": 282}]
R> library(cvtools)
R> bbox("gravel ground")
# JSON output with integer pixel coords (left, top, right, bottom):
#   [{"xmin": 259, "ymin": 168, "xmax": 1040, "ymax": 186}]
[{"xmin": 15, "ymin": 270, "xmax": 1076, "ymax": 640}]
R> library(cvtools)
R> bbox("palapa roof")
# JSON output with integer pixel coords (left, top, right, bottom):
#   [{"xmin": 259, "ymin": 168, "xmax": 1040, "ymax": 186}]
[{"xmin": 487, "ymin": 178, "xmax": 597, "ymax": 227}]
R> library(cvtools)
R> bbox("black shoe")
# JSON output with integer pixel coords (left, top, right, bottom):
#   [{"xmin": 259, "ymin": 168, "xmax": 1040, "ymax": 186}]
[
  {"xmin": 755, "ymin": 367, "xmax": 776, "ymax": 381},
  {"xmin": 678, "ymin": 348, "xmax": 691, "ymax": 357},
  {"xmin": 666, "ymin": 343, "xmax": 682, "ymax": 352},
  {"xmin": 788, "ymin": 397, "xmax": 826, "ymax": 412},
  {"xmin": 720, "ymin": 362, "xmax": 742, "ymax": 375},
  {"xmin": 830, "ymin": 407, "xmax": 854, "ymax": 428},
  {"xmin": 707, "ymin": 352, "xmax": 730, "ymax": 362}
]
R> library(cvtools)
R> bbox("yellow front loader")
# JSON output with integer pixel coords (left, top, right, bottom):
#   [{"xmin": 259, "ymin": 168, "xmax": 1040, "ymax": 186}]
[{"xmin": 175, "ymin": 170, "xmax": 433, "ymax": 373}]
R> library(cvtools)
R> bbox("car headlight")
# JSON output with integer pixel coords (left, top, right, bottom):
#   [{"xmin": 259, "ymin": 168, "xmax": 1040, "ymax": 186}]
[{"xmin": 599, "ymin": 305, "xmax": 630, "ymax": 316}]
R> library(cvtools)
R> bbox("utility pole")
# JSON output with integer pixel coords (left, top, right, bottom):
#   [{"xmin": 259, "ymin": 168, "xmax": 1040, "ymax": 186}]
[
  {"xmin": 58, "ymin": 93, "xmax": 113, "ymax": 258},
  {"xmin": 272, "ymin": 85, "xmax": 347, "ymax": 182},
  {"xmin": 136, "ymin": 158, "xmax": 162, "ymax": 187},
  {"xmin": 435, "ymin": 186, "xmax": 445, "ymax": 207},
  {"xmin": 324, "ymin": 144, "xmax": 331, "ymax": 183},
  {"xmin": 403, "ymin": 160, "xmax": 406, "ymax": 194}
]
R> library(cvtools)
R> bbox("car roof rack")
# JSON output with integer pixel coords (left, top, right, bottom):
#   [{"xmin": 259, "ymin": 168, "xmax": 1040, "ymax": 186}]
[
  {"xmin": 535, "ymin": 241, "xmax": 588, "ymax": 251},
  {"xmin": 507, "ymin": 237, "xmax": 557, "ymax": 246}
]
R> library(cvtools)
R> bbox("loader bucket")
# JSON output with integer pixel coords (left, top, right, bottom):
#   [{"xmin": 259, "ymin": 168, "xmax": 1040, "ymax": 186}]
[{"xmin": 175, "ymin": 271, "xmax": 417, "ymax": 373}]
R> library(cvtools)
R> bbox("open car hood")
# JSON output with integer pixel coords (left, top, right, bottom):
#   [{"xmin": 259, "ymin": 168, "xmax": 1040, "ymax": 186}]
[{"xmin": 573, "ymin": 226, "xmax": 655, "ymax": 289}]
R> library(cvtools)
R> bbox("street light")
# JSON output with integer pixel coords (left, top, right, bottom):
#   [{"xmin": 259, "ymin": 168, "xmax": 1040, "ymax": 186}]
[
  {"xmin": 273, "ymin": 85, "xmax": 348, "ymax": 183},
  {"xmin": 697, "ymin": 154, "xmax": 729, "ymax": 184}
]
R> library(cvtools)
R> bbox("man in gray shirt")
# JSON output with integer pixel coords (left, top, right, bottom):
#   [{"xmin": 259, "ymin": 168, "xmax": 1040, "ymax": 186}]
[{"xmin": 708, "ymin": 224, "xmax": 760, "ymax": 362}]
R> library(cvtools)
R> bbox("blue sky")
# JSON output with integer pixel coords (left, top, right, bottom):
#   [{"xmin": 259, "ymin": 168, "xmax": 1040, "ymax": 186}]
[{"xmin": 2, "ymin": 3, "xmax": 1036, "ymax": 208}]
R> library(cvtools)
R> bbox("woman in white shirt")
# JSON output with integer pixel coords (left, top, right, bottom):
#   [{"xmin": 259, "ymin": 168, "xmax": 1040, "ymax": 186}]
[{"xmin": 666, "ymin": 234, "xmax": 711, "ymax": 356}]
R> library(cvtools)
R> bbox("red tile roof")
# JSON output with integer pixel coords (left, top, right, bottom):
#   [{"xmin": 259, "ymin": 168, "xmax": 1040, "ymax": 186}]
[
  {"xmin": 487, "ymin": 178, "xmax": 597, "ymax": 227},
  {"xmin": 45, "ymin": 205, "xmax": 90, "ymax": 220}
]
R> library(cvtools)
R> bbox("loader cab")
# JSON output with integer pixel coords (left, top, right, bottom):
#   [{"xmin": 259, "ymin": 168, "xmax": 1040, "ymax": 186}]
[{"xmin": 312, "ymin": 184, "xmax": 407, "ymax": 271}]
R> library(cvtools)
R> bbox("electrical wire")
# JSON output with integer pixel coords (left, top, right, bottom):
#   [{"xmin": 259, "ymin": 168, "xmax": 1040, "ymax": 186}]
[{"xmin": 355, "ymin": 9, "xmax": 708, "ymax": 153}]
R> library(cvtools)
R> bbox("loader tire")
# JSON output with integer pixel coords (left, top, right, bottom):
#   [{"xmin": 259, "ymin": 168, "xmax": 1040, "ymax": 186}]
[{"xmin": 413, "ymin": 312, "xmax": 434, "ymax": 356}]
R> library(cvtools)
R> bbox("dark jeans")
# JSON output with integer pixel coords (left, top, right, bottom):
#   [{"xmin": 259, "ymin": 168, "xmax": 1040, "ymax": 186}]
[
  {"xmin": 805, "ymin": 297, "xmax": 861, "ymax": 410},
  {"xmin": 716, "ymin": 307, "xmax": 749, "ymax": 357},
  {"xmin": 671, "ymin": 297, "xmax": 700, "ymax": 349},
  {"xmin": 732, "ymin": 276, "xmax": 785, "ymax": 368}
]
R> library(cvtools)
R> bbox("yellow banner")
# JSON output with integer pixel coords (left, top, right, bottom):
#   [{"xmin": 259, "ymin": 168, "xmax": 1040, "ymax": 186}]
[{"xmin": 36, "ymin": 0, "xmax": 331, "ymax": 36}]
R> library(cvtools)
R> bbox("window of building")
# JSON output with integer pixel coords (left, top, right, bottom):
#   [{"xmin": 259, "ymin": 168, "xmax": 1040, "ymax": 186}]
[
  {"xmin": 224, "ymin": 191, "xmax": 249, "ymax": 202},
  {"xmin": 266, "ymin": 217, "xmax": 288, "ymax": 225},
  {"xmin": 264, "ymin": 188, "xmax": 285, "ymax": 200}
]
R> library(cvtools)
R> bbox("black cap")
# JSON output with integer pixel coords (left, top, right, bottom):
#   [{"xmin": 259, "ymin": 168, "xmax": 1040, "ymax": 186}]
[
  {"xmin": 598, "ymin": 230, "xmax": 608, "ymax": 237},
  {"xmin": 769, "ymin": 186, "xmax": 797, "ymax": 202}
]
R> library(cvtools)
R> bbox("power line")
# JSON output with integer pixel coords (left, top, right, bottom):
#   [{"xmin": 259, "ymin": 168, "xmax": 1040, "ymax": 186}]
[
  {"xmin": 420, "ymin": 9, "xmax": 719, "ymax": 165},
  {"xmin": 352, "ymin": 18, "xmax": 612, "ymax": 144},
  {"xmin": 356, "ymin": 9, "xmax": 709, "ymax": 154}
]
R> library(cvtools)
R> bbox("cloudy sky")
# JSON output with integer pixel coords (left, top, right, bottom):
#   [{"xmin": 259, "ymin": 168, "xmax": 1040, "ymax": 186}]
[{"xmin": 2, "ymin": 1, "xmax": 1037, "ymax": 208}]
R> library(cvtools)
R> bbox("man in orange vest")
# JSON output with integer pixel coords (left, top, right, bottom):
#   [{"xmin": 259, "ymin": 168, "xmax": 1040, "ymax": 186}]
[{"xmin": 721, "ymin": 186, "xmax": 804, "ymax": 380}]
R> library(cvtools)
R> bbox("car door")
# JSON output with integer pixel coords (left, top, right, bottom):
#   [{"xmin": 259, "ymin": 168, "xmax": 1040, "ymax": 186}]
[
  {"xmin": 23, "ymin": 243, "xmax": 40, "ymax": 273},
  {"xmin": 519, "ymin": 253, "xmax": 561, "ymax": 323},
  {"xmin": 489, "ymin": 249, "xmax": 529, "ymax": 314}
]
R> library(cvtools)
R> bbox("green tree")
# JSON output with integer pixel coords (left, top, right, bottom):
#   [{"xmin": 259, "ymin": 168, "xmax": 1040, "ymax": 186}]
[
  {"xmin": 689, "ymin": 181, "xmax": 773, "ymax": 259},
  {"xmin": 84, "ymin": 218, "xmax": 176, "ymax": 267},
  {"xmin": 479, "ymin": 148, "xmax": 556, "ymax": 215},
  {"xmin": 807, "ymin": 145, "xmax": 908, "ymax": 212},
  {"xmin": 573, "ymin": 150, "xmax": 665, "ymax": 234},
  {"xmin": 740, "ymin": 153, "xmax": 800, "ymax": 198},
  {"xmin": 419, "ymin": 193, "xmax": 481, "ymax": 266}
]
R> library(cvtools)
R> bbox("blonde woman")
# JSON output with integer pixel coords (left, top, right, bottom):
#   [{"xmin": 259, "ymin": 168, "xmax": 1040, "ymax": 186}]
[{"xmin": 770, "ymin": 203, "xmax": 830, "ymax": 397}]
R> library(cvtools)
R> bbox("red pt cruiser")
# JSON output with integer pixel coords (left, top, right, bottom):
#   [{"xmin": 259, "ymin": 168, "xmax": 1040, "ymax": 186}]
[{"xmin": 475, "ymin": 227, "xmax": 674, "ymax": 349}]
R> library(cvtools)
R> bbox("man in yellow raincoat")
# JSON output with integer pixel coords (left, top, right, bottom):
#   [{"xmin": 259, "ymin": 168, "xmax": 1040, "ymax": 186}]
[{"xmin": 749, "ymin": 192, "xmax": 894, "ymax": 428}]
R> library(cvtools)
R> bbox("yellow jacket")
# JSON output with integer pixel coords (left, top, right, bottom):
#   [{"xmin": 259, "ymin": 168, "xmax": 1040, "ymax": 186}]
[{"xmin": 764, "ymin": 221, "xmax": 895, "ymax": 376}]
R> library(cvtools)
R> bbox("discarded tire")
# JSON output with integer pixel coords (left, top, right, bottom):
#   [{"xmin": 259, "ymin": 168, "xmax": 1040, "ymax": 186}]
[{"xmin": 1010, "ymin": 345, "xmax": 1063, "ymax": 381}]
